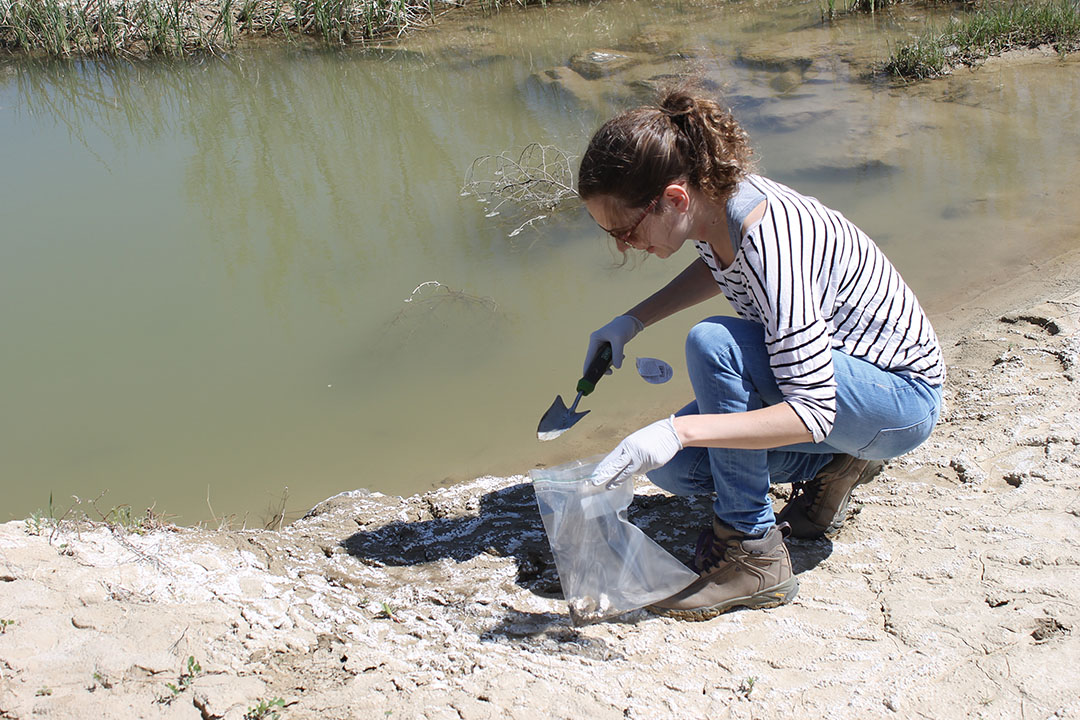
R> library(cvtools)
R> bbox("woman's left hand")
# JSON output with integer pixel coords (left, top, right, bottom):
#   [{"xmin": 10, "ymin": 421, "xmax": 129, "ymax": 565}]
[{"xmin": 591, "ymin": 416, "xmax": 683, "ymax": 489}]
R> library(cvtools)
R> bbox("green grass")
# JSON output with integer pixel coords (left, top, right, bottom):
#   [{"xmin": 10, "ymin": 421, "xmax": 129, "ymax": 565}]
[
  {"xmin": 21, "ymin": 490, "xmax": 174, "ymax": 541},
  {"xmin": 886, "ymin": 0, "xmax": 1080, "ymax": 79},
  {"xmin": 0, "ymin": 0, "xmax": 444, "ymax": 57}
]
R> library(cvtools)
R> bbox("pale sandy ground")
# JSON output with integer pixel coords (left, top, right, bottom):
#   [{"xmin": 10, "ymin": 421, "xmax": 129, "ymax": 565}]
[{"xmin": 2, "ymin": 241, "xmax": 1078, "ymax": 719}]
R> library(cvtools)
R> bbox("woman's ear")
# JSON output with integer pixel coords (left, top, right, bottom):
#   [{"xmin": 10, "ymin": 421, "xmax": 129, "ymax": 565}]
[{"xmin": 663, "ymin": 183, "xmax": 691, "ymax": 212}]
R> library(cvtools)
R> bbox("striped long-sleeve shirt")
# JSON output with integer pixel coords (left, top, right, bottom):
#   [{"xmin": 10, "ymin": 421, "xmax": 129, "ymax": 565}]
[{"xmin": 693, "ymin": 174, "xmax": 945, "ymax": 442}]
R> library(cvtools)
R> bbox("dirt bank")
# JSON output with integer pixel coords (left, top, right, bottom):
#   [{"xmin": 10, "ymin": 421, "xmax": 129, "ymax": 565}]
[{"xmin": 2, "ymin": 238, "xmax": 1079, "ymax": 718}]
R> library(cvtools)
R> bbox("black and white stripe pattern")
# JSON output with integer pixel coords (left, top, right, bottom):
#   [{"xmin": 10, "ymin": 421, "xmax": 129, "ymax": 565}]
[{"xmin": 693, "ymin": 175, "xmax": 945, "ymax": 442}]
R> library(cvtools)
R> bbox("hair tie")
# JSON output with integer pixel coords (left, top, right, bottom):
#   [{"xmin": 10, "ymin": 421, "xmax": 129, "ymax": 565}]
[{"xmin": 660, "ymin": 93, "xmax": 694, "ymax": 116}]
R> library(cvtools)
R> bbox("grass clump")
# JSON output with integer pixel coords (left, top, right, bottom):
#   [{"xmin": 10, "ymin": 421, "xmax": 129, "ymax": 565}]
[
  {"xmin": 885, "ymin": 0, "xmax": 1080, "ymax": 79},
  {"xmin": 22, "ymin": 491, "xmax": 176, "ymax": 547},
  {"xmin": 376, "ymin": 600, "xmax": 403, "ymax": 622},
  {"xmin": 0, "ymin": 0, "xmax": 446, "ymax": 58},
  {"xmin": 0, "ymin": 0, "xmax": 196, "ymax": 56}
]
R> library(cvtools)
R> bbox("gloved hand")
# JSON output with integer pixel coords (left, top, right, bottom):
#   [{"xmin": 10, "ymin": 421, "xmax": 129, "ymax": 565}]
[
  {"xmin": 591, "ymin": 416, "xmax": 683, "ymax": 489},
  {"xmin": 585, "ymin": 315, "xmax": 644, "ymax": 376}
]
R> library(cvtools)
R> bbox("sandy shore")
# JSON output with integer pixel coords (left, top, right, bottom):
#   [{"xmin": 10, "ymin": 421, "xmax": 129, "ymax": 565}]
[{"xmin": 2, "ymin": 265, "xmax": 1079, "ymax": 718}]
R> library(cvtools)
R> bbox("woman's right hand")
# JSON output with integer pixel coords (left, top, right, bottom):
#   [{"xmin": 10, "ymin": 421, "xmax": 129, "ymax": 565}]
[
  {"xmin": 591, "ymin": 415, "xmax": 683, "ymax": 489},
  {"xmin": 585, "ymin": 315, "xmax": 644, "ymax": 375}
]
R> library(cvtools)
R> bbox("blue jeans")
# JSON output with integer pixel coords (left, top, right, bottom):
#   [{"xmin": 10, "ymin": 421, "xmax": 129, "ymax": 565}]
[{"xmin": 647, "ymin": 316, "xmax": 942, "ymax": 536}]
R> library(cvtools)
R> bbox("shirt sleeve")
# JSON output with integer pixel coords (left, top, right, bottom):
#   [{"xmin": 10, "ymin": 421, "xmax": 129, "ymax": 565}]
[{"xmin": 740, "ymin": 228, "xmax": 837, "ymax": 443}]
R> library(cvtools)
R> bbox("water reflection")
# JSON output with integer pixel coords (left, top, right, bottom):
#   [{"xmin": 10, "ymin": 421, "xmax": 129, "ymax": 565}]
[{"xmin": 10, "ymin": 49, "xmax": 591, "ymax": 308}]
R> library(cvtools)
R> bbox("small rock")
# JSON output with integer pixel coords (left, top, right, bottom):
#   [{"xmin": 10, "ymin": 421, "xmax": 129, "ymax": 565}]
[
  {"xmin": 950, "ymin": 454, "xmax": 987, "ymax": 484},
  {"xmin": 568, "ymin": 49, "xmax": 641, "ymax": 80},
  {"xmin": 1032, "ymin": 617, "xmax": 1071, "ymax": 642}
]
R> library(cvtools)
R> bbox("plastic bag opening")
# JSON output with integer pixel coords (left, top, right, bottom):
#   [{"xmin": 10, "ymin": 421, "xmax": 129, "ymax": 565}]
[{"xmin": 529, "ymin": 456, "xmax": 697, "ymax": 625}]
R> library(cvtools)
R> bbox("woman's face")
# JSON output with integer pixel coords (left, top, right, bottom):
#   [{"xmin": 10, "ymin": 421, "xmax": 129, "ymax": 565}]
[{"xmin": 584, "ymin": 191, "xmax": 689, "ymax": 259}]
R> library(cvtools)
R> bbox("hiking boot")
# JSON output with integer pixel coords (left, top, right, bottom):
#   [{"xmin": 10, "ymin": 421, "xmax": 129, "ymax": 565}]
[
  {"xmin": 648, "ymin": 518, "xmax": 797, "ymax": 621},
  {"xmin": 777, "ymin": 454, "xmax": 884, "ymax": 539}
]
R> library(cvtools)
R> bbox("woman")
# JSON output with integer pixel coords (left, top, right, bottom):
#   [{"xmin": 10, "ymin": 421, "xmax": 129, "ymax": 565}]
[{"xmin": 580, "ymin": 89, "xmax": 944, "ymax": 621}]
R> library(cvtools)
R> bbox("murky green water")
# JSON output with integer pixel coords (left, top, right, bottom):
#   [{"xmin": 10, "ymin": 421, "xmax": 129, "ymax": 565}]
[{"xmin": 2, "ymin": 0, "xmax": 1078, "ymax": 524}]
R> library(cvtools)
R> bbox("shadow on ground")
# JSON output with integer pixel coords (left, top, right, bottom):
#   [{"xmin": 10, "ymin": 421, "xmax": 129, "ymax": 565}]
[{"xmin": 340, "ymin": 482, "xmax": 834, "ymax": 597}]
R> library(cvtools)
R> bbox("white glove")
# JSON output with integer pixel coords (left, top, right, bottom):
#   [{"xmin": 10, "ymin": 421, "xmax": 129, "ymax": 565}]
[
  {"xmin": 585, "ymin": 315, "xmax": 644, "ymax": 376},
  {"xmin": 591, "ymin": 416, "xmax": 683, "ymax": 489}
]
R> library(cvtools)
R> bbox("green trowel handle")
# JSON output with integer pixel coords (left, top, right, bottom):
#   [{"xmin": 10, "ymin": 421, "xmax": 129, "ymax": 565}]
[{"xmin": 577, "ymin": 342, "xmax": 613, "ymax": 396}]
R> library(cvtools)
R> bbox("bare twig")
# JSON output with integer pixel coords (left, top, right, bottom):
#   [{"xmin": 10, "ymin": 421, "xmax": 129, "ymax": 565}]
[
  {"xmin": 264, "ymin": 486, "xmax": 289, "ymax": 531},
  {"xmin": 391, "ymin": 281, "xmax": 498, "ymax": 324},
  {"xmin": 462, "ymin": 143, "xmax": 580, "ymax": 236}
]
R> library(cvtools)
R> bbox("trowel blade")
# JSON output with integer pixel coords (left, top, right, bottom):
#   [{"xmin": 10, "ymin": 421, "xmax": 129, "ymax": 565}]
[{"xmin": 536, "ymin": 394, "xmax": 590, "ymax": 442}]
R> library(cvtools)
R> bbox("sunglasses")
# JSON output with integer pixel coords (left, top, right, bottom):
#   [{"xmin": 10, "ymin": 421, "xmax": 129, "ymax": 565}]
[{"xmin": 607, "ymin": 195, "xmax": 660, "ymax": 246}]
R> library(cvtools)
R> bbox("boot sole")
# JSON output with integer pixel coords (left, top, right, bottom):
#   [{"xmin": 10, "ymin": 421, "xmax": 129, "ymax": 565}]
[{"xmin": 647, "ymin": 576, "xmax": 799, "ymax": 622}]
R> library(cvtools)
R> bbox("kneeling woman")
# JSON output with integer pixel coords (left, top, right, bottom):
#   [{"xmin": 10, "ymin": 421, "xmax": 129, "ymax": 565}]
[{"xmin": 580, "ymin": 89, "xmax": 944, "ymax": 620}]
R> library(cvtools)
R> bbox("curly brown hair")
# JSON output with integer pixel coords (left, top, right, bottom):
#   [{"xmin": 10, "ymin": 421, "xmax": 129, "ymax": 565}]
[{"xmin": 577, "ymin": 88, "xmax": 755, "ymax": 211}]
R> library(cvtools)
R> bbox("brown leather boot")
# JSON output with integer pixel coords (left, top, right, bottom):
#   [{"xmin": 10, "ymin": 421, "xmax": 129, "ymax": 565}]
[
  {"xmin": 649, "ymin": 519, "xmax": 797, "ymax": 621},
  {"xmin": 777, "ymin": 454, "xmax": 884, "ymax": 539}
]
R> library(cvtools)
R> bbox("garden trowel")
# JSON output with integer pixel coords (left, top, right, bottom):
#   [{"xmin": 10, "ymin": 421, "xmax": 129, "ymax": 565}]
[{"xmin": 537, "ymin": 343, "xmax": 613, "ymax": 441}]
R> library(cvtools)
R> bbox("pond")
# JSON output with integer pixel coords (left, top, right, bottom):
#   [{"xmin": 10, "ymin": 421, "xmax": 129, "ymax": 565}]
[{"xmin": 1, "ymin": 0, "xmax": 1078, "ymax": 525}]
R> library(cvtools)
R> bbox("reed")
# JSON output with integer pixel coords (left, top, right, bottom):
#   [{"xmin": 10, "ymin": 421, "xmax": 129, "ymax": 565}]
[
  {"xmin": 885, "ymin": 0, "xmax": 1080, "ymax": 79},
  {"xmin": 822, "ymin": 0, "xmax": 915, "ymax": 20},
  {"xmin": 0, "ymin": 0, "xmax": 444, "ymax": 57}
]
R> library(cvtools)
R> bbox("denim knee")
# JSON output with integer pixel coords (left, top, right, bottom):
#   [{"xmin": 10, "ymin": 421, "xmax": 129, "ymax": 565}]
[
  {"xmin": 684, "ymin": 316, "xmax": 779, "ymax": 417},
  {"xmin": 685, "ymin": 316, "xmax": 773, "ymax": 375},
  {"xmin": 685, "ymin": 317, "xmax": 747, "ymax": 370}
]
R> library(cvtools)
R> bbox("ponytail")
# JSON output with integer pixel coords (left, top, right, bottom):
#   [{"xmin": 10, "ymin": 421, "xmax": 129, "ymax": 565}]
[{"xmin": 578, "ymin": 87, "xmax": 754, "ymax": 209}]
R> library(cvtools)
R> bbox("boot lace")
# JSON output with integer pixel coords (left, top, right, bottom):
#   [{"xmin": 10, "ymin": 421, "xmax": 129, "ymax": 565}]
[
  {"xmin": 788, "ymin": 479, "xmax": 824, "ymax": 515},
  {"xmin": 691, "ymin": 528, "xmax": 733, "ymax": 574},
  {"xmin": 691, "ymin": 523, "xmax": 790, "ymax": 573}
]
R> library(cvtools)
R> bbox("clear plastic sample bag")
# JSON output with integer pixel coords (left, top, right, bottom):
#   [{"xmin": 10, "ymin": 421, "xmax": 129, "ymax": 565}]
[{"xmin": 530, "ymin": 456, "xmax": 698, "ymax": 625}]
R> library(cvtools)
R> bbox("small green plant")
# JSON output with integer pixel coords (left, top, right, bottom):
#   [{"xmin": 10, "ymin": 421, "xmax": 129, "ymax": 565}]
[
  {"xmin": 739, "ymin": 676, "xmax": 758, "ymax": 698},
  {"xmin": 104, "ymin": 504, "xmax": 136, "ymax": 529},
  {"xmin": 0, "ymin": 619, "xmax": 15, "ymax": 633},
  {"xmin": 244, "ymin": 697, "xmax": 286, "ymax": 720},
  {"xmin": 24, "ymin": 511, "xmax": 50, "ymax": 536},
  {"xmin": 164, "ymin": 656, "xmax": 202, "ymax": 698},
  {"xmin": 24, "ymin": 493, "xmax": 56, "ymax": 536},
  {"xmin": 89, "ymin": 670, "xmax": 113, "ymax": 691},
  {"xmin": 376, "ymin": 601, "xmax": 403, "ymax": 623},
  {"xmin": 91, "ymin": 494, "xmax": 172, "ymax": 534},
  {"xmin": 35, "ymin": 687, "xmax": 52, "ymax": 697}
]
